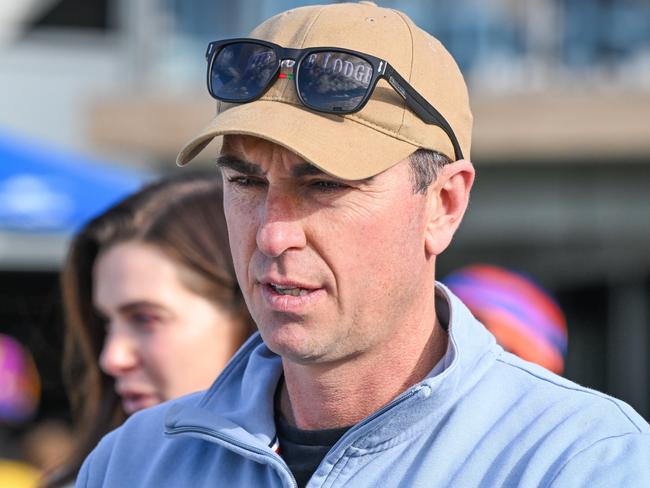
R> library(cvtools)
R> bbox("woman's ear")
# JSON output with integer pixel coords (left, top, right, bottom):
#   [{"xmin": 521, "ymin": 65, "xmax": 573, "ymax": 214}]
[{"xmin": 424, "ymin": 159, "xmax": 475, "ymax": 256}]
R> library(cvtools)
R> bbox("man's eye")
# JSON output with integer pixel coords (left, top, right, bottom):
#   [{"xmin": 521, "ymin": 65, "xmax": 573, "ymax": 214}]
[
  {"xmin": 310, "ymin": 180, "xmax": 346, "ymax": 191},
  {"xmin": 227, "ymin": 176, "xmax": 263, "ymax": 187}
]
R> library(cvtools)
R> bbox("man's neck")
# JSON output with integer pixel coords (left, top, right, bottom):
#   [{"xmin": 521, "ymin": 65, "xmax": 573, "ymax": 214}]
[{"xmin": 279, "ymin": 312, "xmax": 448, "ymax": 430}]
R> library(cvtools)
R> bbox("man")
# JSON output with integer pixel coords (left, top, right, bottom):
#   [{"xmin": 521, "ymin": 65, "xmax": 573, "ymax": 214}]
[{"xmin": 77, "ymin": 2, "xmax": 650, "ymax": 487}]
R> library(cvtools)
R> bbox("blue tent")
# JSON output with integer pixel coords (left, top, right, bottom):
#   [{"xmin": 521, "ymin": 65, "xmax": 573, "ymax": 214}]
[{"xmin": 0, "ymin": 131, "xmax": 150, "ymax": 234}]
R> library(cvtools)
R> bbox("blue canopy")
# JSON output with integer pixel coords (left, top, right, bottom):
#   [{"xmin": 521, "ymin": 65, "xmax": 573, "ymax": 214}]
[{"xmin": 0, "ymin": 131, "xmax": 149, "ymax": 233}]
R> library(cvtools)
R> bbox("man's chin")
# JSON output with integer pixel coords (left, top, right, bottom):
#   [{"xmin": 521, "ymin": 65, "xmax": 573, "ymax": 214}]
[{"xmin": 260, "ymin": 329, "xmax": 325, "ymax": 364}]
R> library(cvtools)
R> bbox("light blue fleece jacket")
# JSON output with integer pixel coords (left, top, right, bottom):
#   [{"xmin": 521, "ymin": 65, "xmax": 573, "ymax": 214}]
[{"xmin": 77, "ymin": 285, "xmax": 650, "ymax": 487}]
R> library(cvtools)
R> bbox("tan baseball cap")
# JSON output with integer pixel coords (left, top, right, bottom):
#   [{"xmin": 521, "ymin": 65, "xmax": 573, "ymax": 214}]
[{"xmin": 176, "ymin": 1, "xmax": 472, "ymax": 180}]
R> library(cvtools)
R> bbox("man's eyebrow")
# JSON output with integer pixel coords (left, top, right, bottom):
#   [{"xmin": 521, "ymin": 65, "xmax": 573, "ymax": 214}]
[
  {"xmin": 291, "ymin": 163, "xmax": 328, "ymax": 178},
  {"xmin": 216, "ymin": 155, "xmax": 265, "ymax": 176},
  {"xmin": 291, "ymin": 162, "xmax": 375, "ymax": 184},
  {"xmin": 217, "ymin": 155, "xmax": 375, "ymax": 184}
]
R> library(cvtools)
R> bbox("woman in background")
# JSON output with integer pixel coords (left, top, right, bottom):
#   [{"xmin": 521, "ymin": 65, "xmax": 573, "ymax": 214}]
[{"xmin": 48, "ymin": 172, "xmax": 256, "ymax": 486}]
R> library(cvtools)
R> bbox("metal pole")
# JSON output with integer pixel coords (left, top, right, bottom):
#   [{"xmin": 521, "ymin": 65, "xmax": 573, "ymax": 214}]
[
  {"xmin": 115, "ymin": 0, "xmax": 166, "ymax": 90},
  {"xmin": 607, "ymin": 279, "xmax": 649, "ymax": 418}
]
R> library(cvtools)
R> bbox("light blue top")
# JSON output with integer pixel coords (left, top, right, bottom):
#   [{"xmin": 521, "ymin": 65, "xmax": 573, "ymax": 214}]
[{"xmin": 77, "ymin": 284, "xmax": 650, "ymax": 487}]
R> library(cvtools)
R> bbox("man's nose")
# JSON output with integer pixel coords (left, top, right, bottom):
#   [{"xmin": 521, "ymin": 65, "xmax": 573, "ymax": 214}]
[
  {"xmin": 256, "ymin": 189, "xmax": 307, "ymax": 257},
  {"xmin": 99, "ymin": 328, "xmax": 139, "ymax": 378}
]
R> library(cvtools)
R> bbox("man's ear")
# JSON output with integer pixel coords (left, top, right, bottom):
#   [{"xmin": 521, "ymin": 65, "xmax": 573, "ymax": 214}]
[{"xmin": 424, "ymin": 159, "xmax": 475, "ymax": 256}]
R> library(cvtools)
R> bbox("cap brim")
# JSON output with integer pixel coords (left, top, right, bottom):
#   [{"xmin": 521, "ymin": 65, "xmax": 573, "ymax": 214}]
[{"xmin": 176, "ymin": 101, "xmax": 420, "ymax": 180}]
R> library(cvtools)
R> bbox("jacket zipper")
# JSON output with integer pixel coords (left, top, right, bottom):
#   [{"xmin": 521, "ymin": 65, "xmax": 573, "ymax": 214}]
[
  {"xmin": 328, "ymin": 385, "xmax": 424, "ymax": 453},
  {"xmin": 166, "ymin": 425, "xmax": 298, "ymax": 488}
]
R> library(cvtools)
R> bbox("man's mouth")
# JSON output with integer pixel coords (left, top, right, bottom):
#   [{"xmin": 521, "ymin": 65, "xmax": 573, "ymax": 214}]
[
  {"xmin": 269, "ymin": 283, "xmax": 311, "ymax": 297},
  {"xmin": 259, "ymin": 279, "xmax": 325, "ymax": 312}
]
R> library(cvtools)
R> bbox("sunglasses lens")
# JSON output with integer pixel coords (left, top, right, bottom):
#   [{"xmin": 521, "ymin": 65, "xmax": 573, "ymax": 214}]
[
  {"xmin": 210, "ymin": 43, "xmax": 277, "ymax": 101},
  {"xmin": 297, "ymin": 51, "xmax": 374, "ymax": 113}
]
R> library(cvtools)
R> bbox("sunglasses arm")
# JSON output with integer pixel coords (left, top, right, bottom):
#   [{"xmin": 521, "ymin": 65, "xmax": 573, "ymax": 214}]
[{"xmin": 383, "ymin": 64, "xmax": 464, "ymax": 161}]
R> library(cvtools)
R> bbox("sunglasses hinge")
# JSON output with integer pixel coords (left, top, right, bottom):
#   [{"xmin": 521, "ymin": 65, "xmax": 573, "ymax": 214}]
[{"xmin": 206, "ymin": 43, "xmax": 215, "ymax": 61}]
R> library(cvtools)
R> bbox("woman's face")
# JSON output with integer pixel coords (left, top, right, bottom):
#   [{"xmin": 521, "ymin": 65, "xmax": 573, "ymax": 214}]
[{"xmin": 94, "ymin": 241, "xmax": 246, "ymax": 415}]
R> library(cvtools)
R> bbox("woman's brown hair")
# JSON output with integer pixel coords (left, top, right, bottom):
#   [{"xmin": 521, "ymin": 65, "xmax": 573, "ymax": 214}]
[{"xmin": 48, "ymin": 171, "xmax": 255, "ymax": 486}]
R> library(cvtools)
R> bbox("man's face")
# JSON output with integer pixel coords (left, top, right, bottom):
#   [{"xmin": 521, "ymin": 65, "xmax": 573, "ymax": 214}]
[{"xmin": 219, "ymin": 135, "xmax": 436, "ymax": 365}]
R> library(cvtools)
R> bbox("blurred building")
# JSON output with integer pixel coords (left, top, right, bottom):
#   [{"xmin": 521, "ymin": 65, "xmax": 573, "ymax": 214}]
[{"xmin": 0, "ymin": 0, "xmax": 649, "ymax": 419}]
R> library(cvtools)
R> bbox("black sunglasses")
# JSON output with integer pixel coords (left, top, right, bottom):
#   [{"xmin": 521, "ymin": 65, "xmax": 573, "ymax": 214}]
[{"xmin": 205, "ymin": 38, "xmax": 463, "ymax": 161}]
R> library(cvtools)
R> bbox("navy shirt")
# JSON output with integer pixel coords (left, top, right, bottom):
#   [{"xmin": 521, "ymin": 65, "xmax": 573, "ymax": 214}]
[{"xmin": 275, "ymin": 414, "xmax": 350, "ymax": 488}]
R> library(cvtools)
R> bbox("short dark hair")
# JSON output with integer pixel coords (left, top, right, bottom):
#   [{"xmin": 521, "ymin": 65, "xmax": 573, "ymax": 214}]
[{"xmin": 408, "ymin": 149, "xmax": 451, "ymax": 194}]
